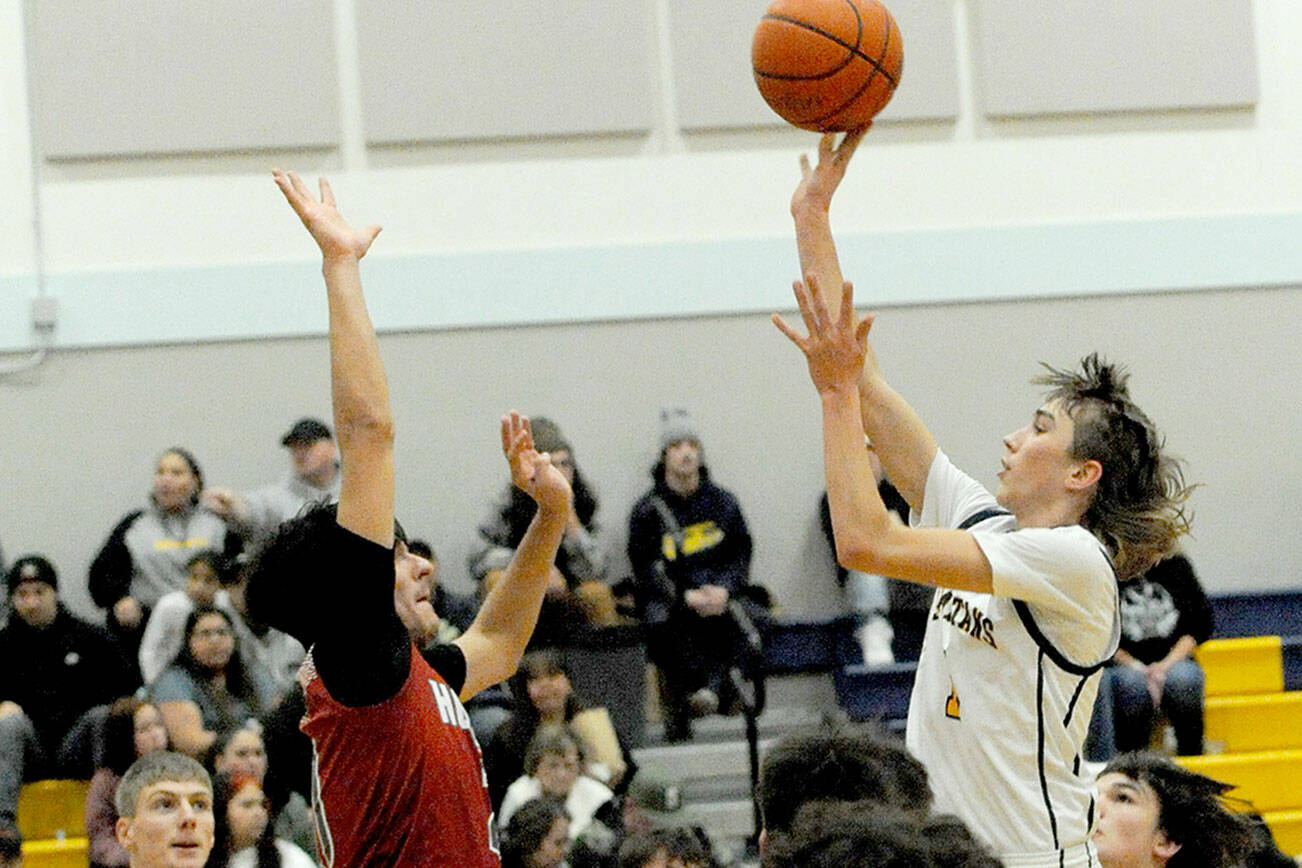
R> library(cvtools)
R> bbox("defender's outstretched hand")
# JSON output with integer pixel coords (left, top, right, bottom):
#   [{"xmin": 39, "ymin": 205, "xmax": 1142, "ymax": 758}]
[
  {"xmin": 273, "ymin": 169, "xmax": 381, "ymax": 261},
  {"xmin": 773, "ymin": 275, "xmax": 871, "ymax": 394},
  {"xmin": 791, "ymin": 127, "xmax": 869, "ymax": 219},
  {"xmin": 501, "ymin": 412, "xmax": 572, "ymax": 514}
]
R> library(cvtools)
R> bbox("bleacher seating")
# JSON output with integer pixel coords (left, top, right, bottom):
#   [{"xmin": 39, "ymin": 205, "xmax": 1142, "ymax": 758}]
[
  {"xmin": 1180, "ymin": 634, "xmax": 1302, "ymax": 856},
  {"xmin": 17, "ymin": 779, "xmax": 90, "ymax": 868}
]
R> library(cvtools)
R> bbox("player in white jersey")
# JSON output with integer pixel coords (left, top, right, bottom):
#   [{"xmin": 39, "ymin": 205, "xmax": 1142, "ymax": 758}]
[{"xmin": 775, "ymin": 129, "xmax": 1191, "ymax": 868}]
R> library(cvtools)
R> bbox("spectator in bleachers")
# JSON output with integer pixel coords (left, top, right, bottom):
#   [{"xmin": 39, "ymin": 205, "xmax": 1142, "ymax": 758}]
[
  {"xmin": 208, "ymin": 727, "xmax": 313, "ymax": 860},
  {"xmin": 1087, "ymin": 552, "xmax": 1214, "ymax": 760},
  {"xmin": 627, "ymin": 408, "xmax": 755, "ymax": 742},
  {"xmin": 203, "ymin": 418, "xmax": 340, "ymax": 555},
  {"xmin": 113, "ymin": 751, "xmax": 214, "ymax": 868},
  {"xmin": 90, "ymin": 448, "xmax": 234, "ymax": 672},
  {"xmin": 149, "ymin": 607, "xmax": 273, "ymax": 758},
  {"xmin": 138, "ymin": 552, "xmax": 232, "ymax": 685},
  {"xmin": 471, "ymin": 417, "xmax": 616, "ymax": 647},
  {"xmin": 86, "ymin": 698, "xmax": 170, "ymax": 868},
  {"xmin": 616, "ymin": 827, "xmax": 713, "ymax": 868},
  {"xmin": 500, "ymin": 725, "xmax": 615, "ymax": 844},
  {"xmin": 756, "ymin": 720, "xmax": 931, "ymax": 847},
  {"xmin": 1093, "ymin": 751, "xmax": 1256, "ymax": 868},
  {"xmin": 0, "ymin": 827, "xmax": 18, "ymax": 868},
  {"xmin": 485, "ymin": 649, "xmax": 630, "ymax": 808},
  {"xmin": 502, "ymin": 796, "xmax": 571, "ymax": 868},
  {"xmin": 208, "ymin": 770, "xmax": 316, "ymax": 868},
  {"xmin": 819, "ymin": 441, "xmax": 932, "ymax": 664},
  {"xmin": 0, "ymin": 556, "xmax": 134, "ymax": 835}
]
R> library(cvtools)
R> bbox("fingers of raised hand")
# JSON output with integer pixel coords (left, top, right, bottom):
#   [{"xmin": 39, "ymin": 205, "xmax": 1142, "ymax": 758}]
[
  {"xmin": 319, "ymin": 176, "xmax": 336, "ymax": 207},
  {"xmin": 838, "ymin": 281, "xmax": 856, "ymax": 327}
]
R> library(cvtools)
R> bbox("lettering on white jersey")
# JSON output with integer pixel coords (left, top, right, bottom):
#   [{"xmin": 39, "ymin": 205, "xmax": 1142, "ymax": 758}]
[
  {"xmin": 945, "ymin": 682, "xmax": 961, "ymax": 720},
  {"xmin": 932, "ymin": 590, "xmax": 998, "ymax": 649}
]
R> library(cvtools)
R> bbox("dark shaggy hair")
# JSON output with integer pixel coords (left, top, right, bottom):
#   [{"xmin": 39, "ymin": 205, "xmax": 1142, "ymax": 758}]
[
  {"xmin": 501, "ymin": 796, "xmax": 569, "ymax": 868},
  {"xmin": 208, "ymin": 770, "xmax": 281, "ymax": 868},
  {"xmin": 1034, "ymin": 353, "xmax": 1193, "ymax": 579},
  {"xmin": 761, "ymin": 802, "xmax": 998, "ymax": 868},
  {"xmin": 617, "ymin": 826, "xmax": 712, "ymax": 868},
  {"xmin": 1102, "ymin": 751, "xmax": 1256, "ymax": 868},
  {"xmin": 245, "ymin": 501, "xmax": 405, "ymax": 644},
  {"xmin": 758, "ymin": 721, "xmax": 932, "ymax": 835},
  {"xmin": 178, "ymin": 606, "xmax": 264, "ymax": 721}
]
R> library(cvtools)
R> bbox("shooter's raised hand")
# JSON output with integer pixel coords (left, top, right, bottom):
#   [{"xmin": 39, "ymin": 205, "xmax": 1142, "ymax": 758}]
[
  {"xmin": 501, "ymin": 411, "xmax": 573, "ymax": 515},
  {"xmin": 791, "ymin": 127, "xmax": 869, "ymax": 219},
  {"xmin": 273, "ymin": 169, "xmax": 381, "ymax": 262},
  {"xmin": 773, "ymin": 274, "xmax": 872, "ymax": 394}
]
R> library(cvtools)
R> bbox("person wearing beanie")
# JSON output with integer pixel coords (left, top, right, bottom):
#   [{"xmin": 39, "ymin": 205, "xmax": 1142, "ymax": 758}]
[
  {"xmin": 203, "ymin": 417, "xmax": 342, "ymax": 553},
  {"xmin": 470, "ymin": 415, "xmax": 614, "ymax": 647},
  {"xmin": 0, "ymin": 555, "xmax": 134, "ymax": 833},
  {"xmin": 627, "ymin": 409, "xmax": 756, "ymax": 742}
]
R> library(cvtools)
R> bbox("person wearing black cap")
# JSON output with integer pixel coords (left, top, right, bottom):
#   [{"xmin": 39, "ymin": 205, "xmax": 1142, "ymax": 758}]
[
  {"xmin": 0, "ymin": 556, "xmax": 133, "ymax": 834},
  {"xmin": 203, "ymin": 417, "xmax": 341, "ymax": 552}
]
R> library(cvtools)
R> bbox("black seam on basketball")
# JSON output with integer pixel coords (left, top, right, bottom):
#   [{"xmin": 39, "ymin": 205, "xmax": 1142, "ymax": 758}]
[
  {"xmin": 756, "ymin": 14, "xmax": 857, "ymax": 80},
  {"xmin": 805, "ymin": 2, "xmax": 896, "ymax": 127},
  {"xmin": 755, "ymin": 8, "xmax": 899, "ymax": 86}
]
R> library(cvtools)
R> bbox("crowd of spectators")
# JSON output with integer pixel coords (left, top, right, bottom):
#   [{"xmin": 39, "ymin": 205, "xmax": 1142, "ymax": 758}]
[{"xmin": 0, "ymin": 405, "xmax": 1260, "ymax": 867}]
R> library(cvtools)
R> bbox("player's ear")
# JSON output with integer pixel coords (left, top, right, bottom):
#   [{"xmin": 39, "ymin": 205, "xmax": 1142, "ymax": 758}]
[
  {"xmin": 1152, "ymin": 832, "xmax": 1180, "ymax": 861},
  {"xmin": 116, "ymin": 816, "xmax": 133, "ymax": 849},
  {"xmin": 1067, "ymin": 458, "xmax": 1102, "ymax": 492}
]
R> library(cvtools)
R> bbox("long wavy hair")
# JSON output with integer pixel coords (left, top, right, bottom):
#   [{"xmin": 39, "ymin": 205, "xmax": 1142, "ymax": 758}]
[
  {"xmin": 208, "ymin": 770, "xmax": 282, "ymax": 868},
  {"xmin": 1034, "ymin": 354, "xmax": 1193, "ymax": 579},
  {"xmin": 178, "ymin": 606, "xmax": 264, "ymax": 720}
]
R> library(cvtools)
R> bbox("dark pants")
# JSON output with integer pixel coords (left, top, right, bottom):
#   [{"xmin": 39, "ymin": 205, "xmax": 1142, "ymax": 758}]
[{"xmin": 646, "ymin": 610, "xmax": 738, "ymax": 741}]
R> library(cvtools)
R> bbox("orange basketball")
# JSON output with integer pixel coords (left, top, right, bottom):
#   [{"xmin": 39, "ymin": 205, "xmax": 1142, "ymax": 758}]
[{"xmin": 752, "ymin": 0, "xmax": 903, "ymax": 132}]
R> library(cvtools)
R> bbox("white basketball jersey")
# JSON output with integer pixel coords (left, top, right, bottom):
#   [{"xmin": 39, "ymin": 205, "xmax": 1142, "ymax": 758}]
[{"xmin": 906, "ymin": 452, "xmax": 1118, "ymax": 867}]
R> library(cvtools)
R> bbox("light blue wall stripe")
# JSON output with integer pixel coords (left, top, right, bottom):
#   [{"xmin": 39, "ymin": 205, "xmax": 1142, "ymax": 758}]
[{"xmin": 2, "ymin": 212, "xmax": 1299, "ymax": 351}]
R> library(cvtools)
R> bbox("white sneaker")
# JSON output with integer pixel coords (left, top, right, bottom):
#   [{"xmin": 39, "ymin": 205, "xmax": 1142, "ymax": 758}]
[
  {"xmin": 857, "ymin": 615, "xmax": 895, "ymax": 667},
  {"xmin": 687, "ymin": 688, "xmax": 719, "ymax": 718}
]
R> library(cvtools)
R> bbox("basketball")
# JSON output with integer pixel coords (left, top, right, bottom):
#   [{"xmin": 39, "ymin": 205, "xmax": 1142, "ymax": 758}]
[{"xmin": 752, "ymin": 0, "xmax": 903, "ymax": 132}]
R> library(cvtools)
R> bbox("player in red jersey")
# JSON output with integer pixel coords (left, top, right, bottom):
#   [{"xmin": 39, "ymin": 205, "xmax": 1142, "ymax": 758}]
[{"xmin": 247, "ymin": 170, "xmax": 572, "ymax": 867}]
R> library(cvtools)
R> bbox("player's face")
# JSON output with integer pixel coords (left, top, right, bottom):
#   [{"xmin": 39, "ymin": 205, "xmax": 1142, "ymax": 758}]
[
  {"xmin": 1093, "ymin": 773, "xmax": 1177, "ymax": 867},
  {"xmin": 393, "ymin": 542, "xmax": 440, "ymax": 642},
  {"xmin": 116, "ymin": 780, "xmax": 215, "ymax": 868},
  {"xmin": 225, "ymin": 781, "xmax": 270, "ymax": 852},
  {"xmin": 11, "ymin": 581, "xmax": 57, "ymax": 629},
  {"xmin": 535, "ymin": 746, "xmax": 581, "ymax": 798},
  {"xmin": 188, "ymin": 613, "xmax": 235, "ymax": 671},
  {"xmin": 530, "ymin": 814, "xmax": 569, "ymax": 868},
  {"xmin": 133, "ymin": 704, "xmax": 169, "ymax": 757},
  {"xmin": 996, "ymin": 400, "xmax": 1084, "ymax": 523},
  {"xmin": 154, "ymin": 452, "xmax": 199, "ymax": 512}
]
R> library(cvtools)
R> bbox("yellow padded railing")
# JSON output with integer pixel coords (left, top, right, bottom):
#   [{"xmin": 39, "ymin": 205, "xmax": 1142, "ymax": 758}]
[
  {"xmin": 21, "ymin": 837, "xmax": 89, "ymax": 868},
  {"xmin": 1260, "ymin": 809, "xmax": 1302, "ymax": 857},
  {"xmin": 1177, "ymin": 749, "xmax": 1302, "ymax": 813},
  {"xmin": 1204, "ymin": 692, "xmax": 1302, "ymax": 753},
  {"xmin": 17, "ymin": 779, "xmax": 89, "ymax": 841},
  {"xmin": 1195, "ymin": 636, "xmax": 1284, "ymax": 697}
]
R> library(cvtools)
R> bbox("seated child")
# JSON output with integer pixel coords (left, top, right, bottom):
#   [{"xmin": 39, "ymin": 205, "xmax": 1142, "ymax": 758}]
[{"xmin": 499, "ymin": 724, "xmax": 614, "ymax": 843}]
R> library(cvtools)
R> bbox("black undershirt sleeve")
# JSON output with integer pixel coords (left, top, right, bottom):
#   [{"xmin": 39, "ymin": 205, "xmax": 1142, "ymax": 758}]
[
  {"xmin": 419, "ymin": 642, "xmax": 468, "ymax": 696},
  {"xmin": 307, "ymin": 523, "xmax": 410, "ymax": 707}
]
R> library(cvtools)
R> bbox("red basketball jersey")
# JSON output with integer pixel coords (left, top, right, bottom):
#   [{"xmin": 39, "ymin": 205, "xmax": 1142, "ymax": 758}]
[{"xmin": 301, "ymin": 644, "xmax": 500, "ymax": 867}]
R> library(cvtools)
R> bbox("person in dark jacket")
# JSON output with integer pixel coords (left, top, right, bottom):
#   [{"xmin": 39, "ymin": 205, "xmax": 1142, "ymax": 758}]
[
  {"xmin": 0, "ymin": 556, "xmax": 134, "ymax": 832},
  {"xmin": 1087, "ymin": 552, "xmax": 1215, "ymax": 759},
  {"xmin": 627, "ymin": 409, "xmax": 755, "ymax": 742}
]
